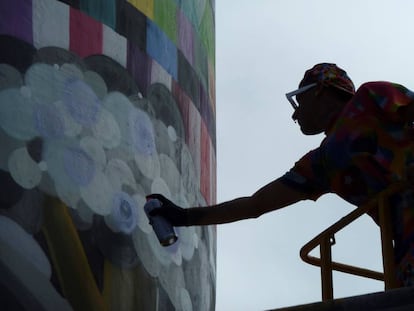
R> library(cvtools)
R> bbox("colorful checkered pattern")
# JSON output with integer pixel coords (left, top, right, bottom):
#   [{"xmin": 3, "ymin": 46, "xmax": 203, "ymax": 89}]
[
  {"xmin": 0, "ymin": 1, "xmax": 217, "ymax": 309},
  {"xmin": 0, "ymin": 0, "xmax": 216, "ymax": 205}
]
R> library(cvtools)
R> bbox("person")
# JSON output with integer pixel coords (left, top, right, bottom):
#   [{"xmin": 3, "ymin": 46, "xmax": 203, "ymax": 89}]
[{"xmin": 148, "ymin": 63, "xmax": 414, "ymax": 287}]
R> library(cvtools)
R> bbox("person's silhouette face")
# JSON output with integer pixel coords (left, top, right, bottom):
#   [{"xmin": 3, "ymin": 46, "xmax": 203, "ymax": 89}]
[{"xmin": 292, "ymin": 86, "xmax": 339, "ymax": 135}]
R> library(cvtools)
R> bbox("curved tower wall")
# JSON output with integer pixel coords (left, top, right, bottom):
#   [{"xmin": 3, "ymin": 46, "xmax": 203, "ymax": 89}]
[{"xmin": 0, "ymin": 0, "xmax": 216, "ymax": 310}]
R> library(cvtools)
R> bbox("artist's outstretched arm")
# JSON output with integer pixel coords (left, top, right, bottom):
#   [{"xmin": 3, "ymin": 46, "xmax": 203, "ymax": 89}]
[{"xmin": 147, "ymin": 178, "xmax": 310, "ymax": 226}]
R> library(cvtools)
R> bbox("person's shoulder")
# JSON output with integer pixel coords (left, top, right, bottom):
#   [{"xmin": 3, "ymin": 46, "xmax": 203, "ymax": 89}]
[
  {"xmin": 351, "ymin": 81, "xmax": 414, "ymax": 116},
  {"xmin": 358, "ymin": 81, "xmax": 394, "ymax": 90},
  {"xmin": 356, "ymin": 81, "xmax": 407, "ymax": 93}
]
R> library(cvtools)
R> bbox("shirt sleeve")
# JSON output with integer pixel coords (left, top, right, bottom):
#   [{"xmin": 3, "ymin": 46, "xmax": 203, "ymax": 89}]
[{"xmin": 280, "ymin": 148, "xmax": 329, "ymax": 201}]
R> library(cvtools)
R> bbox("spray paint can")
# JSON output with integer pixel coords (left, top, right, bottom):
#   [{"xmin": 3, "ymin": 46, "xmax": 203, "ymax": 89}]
[{"xmin": 144, "ymin": 198, "xmax": 178, "ymax": 246}]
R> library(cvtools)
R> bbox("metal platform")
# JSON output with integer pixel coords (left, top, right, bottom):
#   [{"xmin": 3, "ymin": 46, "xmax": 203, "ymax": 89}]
[{"xmin": 269, "ymin": 287, "xmax": 414, "ymax": 311}]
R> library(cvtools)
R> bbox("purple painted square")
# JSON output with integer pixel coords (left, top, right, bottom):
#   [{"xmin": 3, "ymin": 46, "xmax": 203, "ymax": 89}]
[
  {"xmin": 127, "ymin": 42, "xmax": 151, "ymax": 97},
  {"xmin": 200, "ymin": 83, "xmax": 215, "ymax": 144},
  {"xmin": 0, "ymin": 0, "xmax": 33, "ymax": 44},
  {"xmin": 177, "ymin": 9, "xmax": 194, "ymax": 66},
  {"xmin": 200, "ymin": 83, "xmax": 209, "ymax": 125}
]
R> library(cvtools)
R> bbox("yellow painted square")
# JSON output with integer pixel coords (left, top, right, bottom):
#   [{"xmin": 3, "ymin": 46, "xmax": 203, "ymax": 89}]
[{"xmin": 128, "ymin": 0, "xmax": 154, "ymax": 20}]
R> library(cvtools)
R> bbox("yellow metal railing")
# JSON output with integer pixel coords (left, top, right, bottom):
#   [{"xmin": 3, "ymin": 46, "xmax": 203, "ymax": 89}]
[{"xmin": 300, "ymin": 183, "xmax": 406, "ymax": 301}]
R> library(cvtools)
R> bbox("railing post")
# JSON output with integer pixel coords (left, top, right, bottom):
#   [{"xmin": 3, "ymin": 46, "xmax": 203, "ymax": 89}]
[
  {"xmin": 378, "ymin": 193, "xmax": 397, "ymax": 290},
  {"xmin": 301, "ymin": 183, "xmax": 407, "ymax": 301},
  {"xmin": 320, "ymin": 235, "xmax": 334, "ymax": 301}
]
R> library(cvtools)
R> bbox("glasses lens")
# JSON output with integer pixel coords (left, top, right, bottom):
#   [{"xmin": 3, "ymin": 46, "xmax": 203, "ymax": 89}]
[
  {"xmin": 287, "ymin": 95, "xmax": 298, "ymax": 110},
  {"xmin": 285, "ymin": 83, "xmax": 317, "ymax": 110}
]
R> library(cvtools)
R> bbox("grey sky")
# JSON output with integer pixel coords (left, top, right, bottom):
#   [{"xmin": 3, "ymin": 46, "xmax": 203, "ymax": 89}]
[{"xmin": 214, "ymin": 1, "xmax": 414, "ymax": 310}]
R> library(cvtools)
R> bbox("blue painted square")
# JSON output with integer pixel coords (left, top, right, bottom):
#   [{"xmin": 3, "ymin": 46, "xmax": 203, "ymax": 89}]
[{"xmin": 146, "ymin": 19, "xmax": 177, "ymax": 80}]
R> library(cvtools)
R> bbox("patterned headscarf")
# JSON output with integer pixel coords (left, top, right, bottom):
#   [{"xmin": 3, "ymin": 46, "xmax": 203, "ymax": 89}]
[{"xmin": 299, "ymin": 63, "xmax": 355, "ymax": 95}]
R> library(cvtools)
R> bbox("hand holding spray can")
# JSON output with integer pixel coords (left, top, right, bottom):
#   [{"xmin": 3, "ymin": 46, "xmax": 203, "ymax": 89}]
[{"xmin": 144, "ymin": 198, "xmax": 178, "ymax": 246}]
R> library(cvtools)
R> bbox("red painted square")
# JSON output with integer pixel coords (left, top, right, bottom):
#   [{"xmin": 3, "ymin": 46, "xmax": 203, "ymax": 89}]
[
  {"xmin": 200, "ymin": 120, "xmax": 211, "ymax": 204},
  {"xmin": 173, "ymin": 81, "xmax": 191, "ymax": 143},
  {"xmin": 70, "ymin": 8, "xmax": 103, "ymax": 58},
  {"xmin": 210, "ymin": 149, "xmax": 217, "ymax": 204}
]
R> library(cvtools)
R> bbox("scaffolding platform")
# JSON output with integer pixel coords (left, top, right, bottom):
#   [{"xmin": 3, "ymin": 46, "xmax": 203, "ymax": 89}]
[{"xmin": 270, "ymin": 287, "xmax": 414, "ymax": 311}]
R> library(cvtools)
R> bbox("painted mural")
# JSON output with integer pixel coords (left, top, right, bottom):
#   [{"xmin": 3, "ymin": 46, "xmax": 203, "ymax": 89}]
[{"xmin": 0, "ymin": 0, "xmax": 216, "ymax": 310}]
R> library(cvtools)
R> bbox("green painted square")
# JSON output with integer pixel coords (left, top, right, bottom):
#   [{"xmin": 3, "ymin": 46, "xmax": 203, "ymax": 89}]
[
  {"xmin": 80, "ymin": 0, "xmax": 116, "ymax": 29},
  {"xmin": 154, "ymin": 0, "xmax": 177, "ymax": 44},
  {"xmin": 199, "ymin": 3, "xmax": 214, "ymax": 65},
  {"xmin": 193, "ymin": 34, "xmax": 208, "ymax": 90}
]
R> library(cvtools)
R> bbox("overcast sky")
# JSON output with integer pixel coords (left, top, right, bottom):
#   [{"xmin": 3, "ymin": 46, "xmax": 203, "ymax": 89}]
[{"xmin": 214, "ymin": 1, "xmax": 414, "ymax": 310}]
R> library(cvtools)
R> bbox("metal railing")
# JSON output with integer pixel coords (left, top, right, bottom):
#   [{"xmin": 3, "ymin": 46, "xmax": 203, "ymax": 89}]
[{"xmin": 300, "ymin": 183, "xmax": 406, "ymax": 301}]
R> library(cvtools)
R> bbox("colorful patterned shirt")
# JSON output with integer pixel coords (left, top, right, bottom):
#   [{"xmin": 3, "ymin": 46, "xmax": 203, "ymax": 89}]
[
  {"xmin": 283, "ymin": 81, "xmax": 414, "ymax": 205},
  {"xmin": 281, "ymin": 81, "xmax": 414, "ymax": 286}
]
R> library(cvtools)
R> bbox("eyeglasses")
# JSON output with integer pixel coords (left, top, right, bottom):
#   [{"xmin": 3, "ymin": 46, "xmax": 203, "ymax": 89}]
[{"xmin": 285, "ymin": 82, "xmax": 317, "ymax": 110}]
